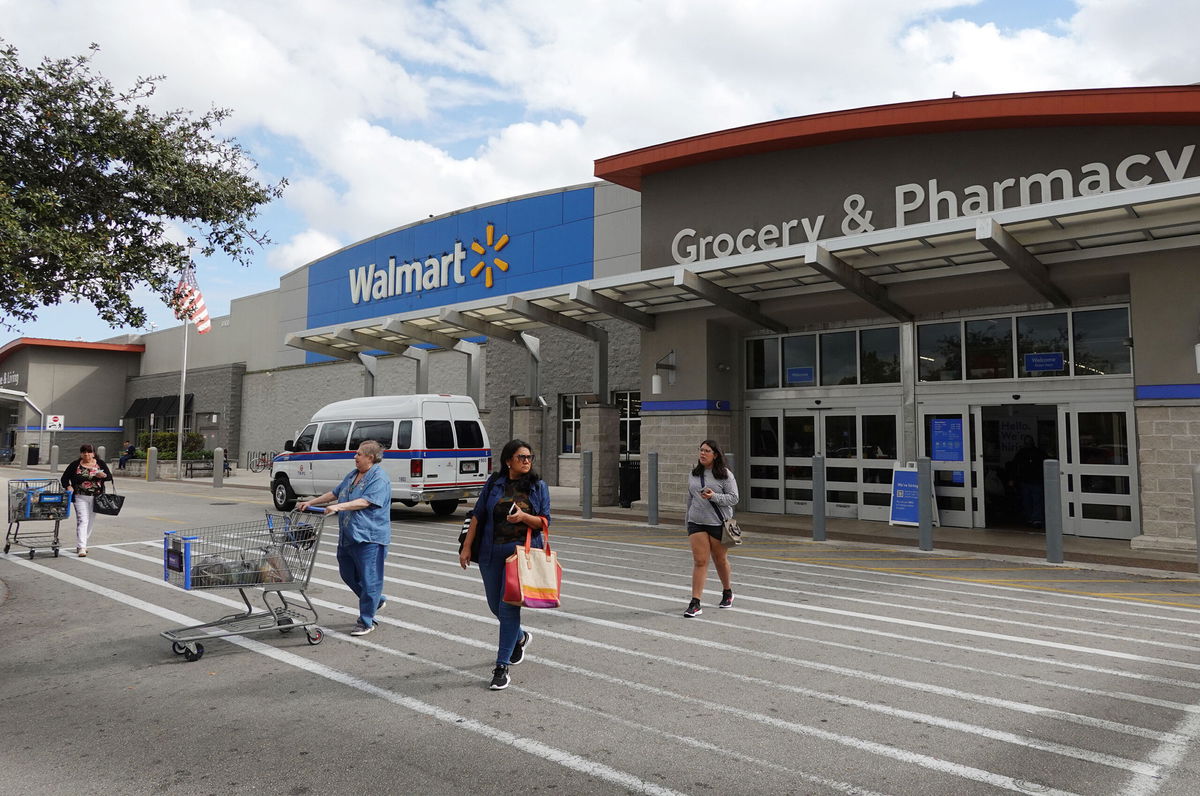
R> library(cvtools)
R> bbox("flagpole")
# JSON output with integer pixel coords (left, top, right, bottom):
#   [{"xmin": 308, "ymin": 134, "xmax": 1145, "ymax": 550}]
[{"xmin": 177, "ymin": 301, "xmax": 188, "ymax": 479}]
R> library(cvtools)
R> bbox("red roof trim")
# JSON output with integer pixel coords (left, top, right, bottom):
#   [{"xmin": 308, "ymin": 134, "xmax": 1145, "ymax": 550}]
[
  {"xmin": 0, "ymin": 337, "xmax": 145, "ymax": 361},
  {"xmin": 594, "ymin": 86, "xmax": 1200, "ymax": 190}
]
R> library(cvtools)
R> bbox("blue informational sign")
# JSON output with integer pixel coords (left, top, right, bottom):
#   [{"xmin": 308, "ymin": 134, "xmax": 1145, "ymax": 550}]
[
  {"xmin": 889, "ymin": 467, "xmax": 920, "ymax": 526},
  {"xmin": 1023, "ymin": 352, "xmax": 1064, "ymax": 373},
  {"xmin": 930, "ymin": 417, "xmax": 963, "ymax": 461},
  {"xmin": 785, "ymin": 366, "xmax": 815, "ymax": 385}
]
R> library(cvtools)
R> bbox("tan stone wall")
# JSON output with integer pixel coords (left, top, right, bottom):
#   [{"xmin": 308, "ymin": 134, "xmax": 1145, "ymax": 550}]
[
  {"xmin": 581, "ymin": 404, "xmax": 619, "ymax": 505},
  {"xmin": 642, "ymin": 411, "xmax": 734, "ymax": 512},
  {"xmin": 1135, "ymin": 404, "xmax": 1200, "ymax": 551}
]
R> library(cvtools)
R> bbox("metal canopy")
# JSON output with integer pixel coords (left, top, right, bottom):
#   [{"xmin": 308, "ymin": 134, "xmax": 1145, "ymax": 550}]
[{"xmin": 286, "ymin": 177, "xmax": 1200, "ymax": 355}]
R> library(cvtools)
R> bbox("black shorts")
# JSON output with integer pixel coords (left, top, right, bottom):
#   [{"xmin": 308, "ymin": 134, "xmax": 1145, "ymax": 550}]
[{"xmin": 687, "ymin": 522, "xmax": 722, "ymax": 541}]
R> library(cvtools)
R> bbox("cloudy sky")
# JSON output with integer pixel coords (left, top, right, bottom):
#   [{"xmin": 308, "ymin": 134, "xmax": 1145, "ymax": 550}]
[{"xmin": 4, "ymin": 0, "xmax": 1198, "ymax": 342}]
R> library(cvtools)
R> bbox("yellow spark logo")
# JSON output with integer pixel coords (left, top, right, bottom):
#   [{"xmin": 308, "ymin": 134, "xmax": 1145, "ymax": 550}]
[{"xmin": 469, "ymin": 224, "xmax": 510, "ymax": 288}]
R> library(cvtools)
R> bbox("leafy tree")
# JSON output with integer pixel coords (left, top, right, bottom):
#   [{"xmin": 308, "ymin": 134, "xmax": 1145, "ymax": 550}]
[{"xmin": 0, "ymin": 40, "xmax": 286, "ymax": 330}]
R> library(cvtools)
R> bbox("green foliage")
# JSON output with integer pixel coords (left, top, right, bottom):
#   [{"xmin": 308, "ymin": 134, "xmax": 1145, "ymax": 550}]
[
  {"xmin": 0, "ymin": 40, "xmax": 286, "ymax": 330},
  {"xmin": 137, "ymin": 431, "xmax": 205, "ymax": 454}
]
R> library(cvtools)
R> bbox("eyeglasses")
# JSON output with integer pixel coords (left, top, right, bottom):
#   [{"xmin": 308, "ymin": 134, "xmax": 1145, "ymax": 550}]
[
  {"xmin": 515, "ymin": 454, "xmax": 535, "ymax": 462},
  {"xmin": 698, "ymin": 448, "xmax": 714, "ymax": 454}
]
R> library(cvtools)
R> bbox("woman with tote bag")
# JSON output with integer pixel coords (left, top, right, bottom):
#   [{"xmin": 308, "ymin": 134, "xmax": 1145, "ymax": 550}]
[
  {"xmin": 682, "ymin": 439, "xmax": 739, "ymax": 618},
  {"xmin": 60, "ymin": 443, "xmax": 114, "ymax": 557}
]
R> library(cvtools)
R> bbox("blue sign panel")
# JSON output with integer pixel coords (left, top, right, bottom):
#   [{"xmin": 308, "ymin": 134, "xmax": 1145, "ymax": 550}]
[
  {"xmin": 304, "ymin": 187, "xmax": 595, "ymax": 362},
  {"xmin": 1023, "ymin": 352, "xmax": 1064, "ymax": 373},
  {"xmin": 889, "ymin": 467, "xmax": 920, "ymax": 526},
  {"xmin": 931, "ymin": 417, "xmax": 963, "ymax": 462},
  {"xmin": 785, "ymin": 366, "xmax": 814, "ymax": 385}
]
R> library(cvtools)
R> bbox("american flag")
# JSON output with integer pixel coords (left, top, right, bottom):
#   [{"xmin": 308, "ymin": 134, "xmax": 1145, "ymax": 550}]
[{"xmin": 174, "ymin": 267, "xmax": 212, "ymax": 334}]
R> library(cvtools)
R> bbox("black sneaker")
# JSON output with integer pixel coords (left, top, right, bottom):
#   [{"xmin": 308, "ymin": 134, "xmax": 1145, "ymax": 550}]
[
  {"xmin": 719, "ymin": 589, "xmax": 734, "ymax": 608},
  {"xmin": 509, "ymin": 631, "xmax": 532, "ymax": 665},
  {"xmin": 683, "ymin": 598, "xmax": 702, "ymax": 618},
  {"xmin": 489, "ymin": 665, "xmax": 510, "ymax": 690},
  {"xmin": 377, "ymin": 598, "xmax": 387, "ymax": 612},
  {"xmin": 350, "ymin": 622, "xmax": 375, "ymax": 637}
]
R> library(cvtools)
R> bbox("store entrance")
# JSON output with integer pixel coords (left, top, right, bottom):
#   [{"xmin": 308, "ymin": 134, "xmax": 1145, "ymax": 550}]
[{"xmin": 978, "ymin": 404, "xmax": 1058, "ymax": 531}]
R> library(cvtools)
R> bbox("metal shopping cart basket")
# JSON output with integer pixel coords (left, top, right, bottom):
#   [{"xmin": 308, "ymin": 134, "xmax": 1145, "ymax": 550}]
[
  {"xmin": 5, "ymin": 479, "xmax": 71, "ymax": 558},
  {"xmin": 160, "ymin": 509, "xmax": 326, "ymax": 662}
]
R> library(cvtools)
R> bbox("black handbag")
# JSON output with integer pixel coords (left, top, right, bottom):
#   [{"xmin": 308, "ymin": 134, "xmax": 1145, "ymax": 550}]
[{"xmin": 93, "ymin": 488, "xmax": 125, "ymax": 516}]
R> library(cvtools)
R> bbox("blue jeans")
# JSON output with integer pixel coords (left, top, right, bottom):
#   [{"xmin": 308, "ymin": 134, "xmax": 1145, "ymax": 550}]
[
  {"xmin": 1020, "ymin": 481, "xmax": 1045, "ymax": 526},
  {"xmin": 337, "ymin": 540, "xmax": 387, "ymax": 627},
  {"xmin": 478, "ymin": 544, "xmax": 524, "ymax": 667}
]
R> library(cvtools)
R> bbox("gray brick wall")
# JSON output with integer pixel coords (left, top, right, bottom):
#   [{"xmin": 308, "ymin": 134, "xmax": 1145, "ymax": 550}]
[
  {"xmin": 641, "ymin": 411, "xmax": 734, "ymax": 513},
  {"xmin": 1135, "ymin": 405, "xmax": 1200, "ymax": 550}
]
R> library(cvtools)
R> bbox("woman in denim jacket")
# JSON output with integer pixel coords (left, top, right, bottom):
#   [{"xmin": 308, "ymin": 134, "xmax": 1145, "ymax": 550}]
[{"xmin": 459, "ymin": 438, "xmax": 550, "ymax": 691}]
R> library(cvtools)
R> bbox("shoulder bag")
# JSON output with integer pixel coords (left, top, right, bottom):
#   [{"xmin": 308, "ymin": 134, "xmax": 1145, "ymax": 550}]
[
  {"xmin": 93, "ymin": 483, "xmax": 125, "ymax": 516},
  {"xmin": 701, "ymin": 473, "xmax": 742, "ymax": 547},
  {"xmin": 502, "ymin": 516, "xmax": 562, "ymax": 608}
]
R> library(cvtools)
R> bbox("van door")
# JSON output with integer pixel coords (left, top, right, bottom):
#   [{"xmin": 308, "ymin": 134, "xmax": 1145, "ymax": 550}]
[
  {"xmin": 421, "ymin": 401, "xmax": 456, "ymax": 490},
  {"xmin": 313, "ymin": 420, "xmax": 352, "ymax": 495},
  {"xmin": 281, "ymin": 423, "xmax": 317, "ymax": 497},
  {"xmin": 450, "ymin": 403, "xmax": 489, "ymax": 491}
]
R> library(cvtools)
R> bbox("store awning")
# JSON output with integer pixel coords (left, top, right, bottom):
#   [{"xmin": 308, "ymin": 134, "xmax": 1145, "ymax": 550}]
[
  {"xmin": 123, "ymin": 394, "xmax": 193, "ymax": 419},
  {"xmin": 286, "ymin": 177, "xmax": 1200, "ymax": 352}
]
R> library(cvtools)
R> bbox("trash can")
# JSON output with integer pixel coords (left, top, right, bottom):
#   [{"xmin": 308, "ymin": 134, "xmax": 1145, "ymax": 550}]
[
  {"xmin": 618, "ymin": 460, "xmax": 641, "ymax": 508},
  {"xmin": 26, "ymin": 444, "xmax": 39, "ymax": 466}
]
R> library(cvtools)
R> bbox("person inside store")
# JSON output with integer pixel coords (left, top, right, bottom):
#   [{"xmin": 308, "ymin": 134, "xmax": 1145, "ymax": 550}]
[
  {"xmin": 60, "ymin": 443, "xmax": 113, "ymax": 557},
  {"xmin": 458, "ymin": 439, "xmax": 550, "ymax": 691},
  {"xmin": 118, "ymin": 440, "xmax": 135, "ymax": 470},
  {"xmin": 297, "ymin": 440, "xmax": 392, "ymax": 636},
  {"xmin": 1007, "ymin": 434, "xmax": 1049, "ymax": 528},
  {"xmin": 682, "ymin": 439, "xmax": 739, "ymax": 618}
]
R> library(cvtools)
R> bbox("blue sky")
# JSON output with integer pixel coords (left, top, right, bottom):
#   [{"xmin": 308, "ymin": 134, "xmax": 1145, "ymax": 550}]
[{"xmin": 2, "ymin": 0, "xmax": 1197, "ymax": 343}]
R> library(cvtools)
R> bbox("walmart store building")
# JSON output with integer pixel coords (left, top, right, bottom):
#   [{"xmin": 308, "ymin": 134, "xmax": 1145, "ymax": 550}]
[{"xmin": 4, "ymin": 86, "xmax": 1200, "ymax": 553}]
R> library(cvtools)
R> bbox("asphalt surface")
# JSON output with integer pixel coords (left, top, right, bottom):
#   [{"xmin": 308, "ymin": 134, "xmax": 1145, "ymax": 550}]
[{"xmin": 3, "ymin": 472, "xmax": 1200, "ymax": 795}]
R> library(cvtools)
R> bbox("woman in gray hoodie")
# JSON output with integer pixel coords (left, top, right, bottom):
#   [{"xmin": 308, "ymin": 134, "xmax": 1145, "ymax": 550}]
[{"xmin": 683, "ymin": 439, "xmax": 738, "ymax": 617}]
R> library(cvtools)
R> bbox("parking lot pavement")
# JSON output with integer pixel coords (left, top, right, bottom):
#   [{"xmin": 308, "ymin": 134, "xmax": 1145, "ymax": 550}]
[{"xmin": 4, "ymin": 476, "xmax": 1200, "ymax": 794}]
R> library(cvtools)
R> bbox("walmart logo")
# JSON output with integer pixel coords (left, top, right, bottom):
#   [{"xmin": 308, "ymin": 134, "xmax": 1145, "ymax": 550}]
[
  {"xmin": 347, "ymin": 223, "xmax": 516, "ymax": 304},
  {"xmin": 469, "ymin": 224, "xmax": 510, "ymax": 288}
]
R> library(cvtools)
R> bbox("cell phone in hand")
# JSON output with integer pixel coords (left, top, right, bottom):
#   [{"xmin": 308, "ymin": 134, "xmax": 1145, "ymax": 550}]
[{"xmin": 508, "ymin": 502, "xmax": 520, "ymax": 516}]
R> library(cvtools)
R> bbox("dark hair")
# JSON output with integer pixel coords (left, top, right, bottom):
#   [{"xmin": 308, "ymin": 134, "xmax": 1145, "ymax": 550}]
[
  {"xmin": 498, "ymin": 438, "xmax": 541, "ymax": 488},
  {"xmin": 691, "ymin": 439, "xmax": 729, "ymax": 479},
  {"xmin": 79, "ymin": 444, "xmax": 95, "ymax": 454}
]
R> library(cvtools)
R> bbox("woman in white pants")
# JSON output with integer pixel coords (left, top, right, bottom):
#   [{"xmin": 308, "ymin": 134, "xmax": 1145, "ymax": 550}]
[{"xmin": 60, "ymin": 444, "xmax": 113, "ymax": 557}]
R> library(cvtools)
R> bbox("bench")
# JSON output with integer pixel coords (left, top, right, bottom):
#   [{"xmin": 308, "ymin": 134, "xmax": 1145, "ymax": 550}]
[{"xmin": 183, "ymin": 459, "xmax": 233, "ymax": 478}]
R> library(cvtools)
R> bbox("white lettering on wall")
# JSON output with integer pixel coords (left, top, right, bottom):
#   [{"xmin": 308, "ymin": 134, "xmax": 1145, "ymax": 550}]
[{"xmin": 349, "ymin": 241, "xmax": 468, "ymax": 305}]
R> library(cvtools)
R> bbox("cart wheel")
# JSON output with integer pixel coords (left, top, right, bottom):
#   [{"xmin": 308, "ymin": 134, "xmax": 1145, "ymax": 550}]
[
  {"xmin": 171, "ymin": 642, "xmax": 187, "ymax": 655},
  {"xmin": 278, "ymin": 616, "xmax": 294, "ymax": 634},
  {"xmin": 183, "ymin": 643, "xmax": 205, "ymax": 662},
  {"xmin": 306, "ymin": 628, "xmax": 323, "ymax": 645}
]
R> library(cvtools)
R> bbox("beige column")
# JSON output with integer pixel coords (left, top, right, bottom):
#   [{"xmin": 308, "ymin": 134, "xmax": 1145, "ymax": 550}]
[{"xmin": 581, "ymin": 403, "xmax": 619, "ymax": 506}]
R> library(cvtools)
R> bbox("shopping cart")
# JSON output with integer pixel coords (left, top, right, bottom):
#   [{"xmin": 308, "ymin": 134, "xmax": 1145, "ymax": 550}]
[
  {"xmin": 5, "ymin": 479, "xmax": 71, "ymax": 558},
  {"xmin": 160, "ymin": 509, "xmax": 326, "ymax": 662}
]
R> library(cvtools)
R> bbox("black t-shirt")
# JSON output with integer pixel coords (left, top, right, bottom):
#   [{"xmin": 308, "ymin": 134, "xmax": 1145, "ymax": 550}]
[{"xmin": 491, "ymin": 479, "xmax": 536, "ymax": 544}]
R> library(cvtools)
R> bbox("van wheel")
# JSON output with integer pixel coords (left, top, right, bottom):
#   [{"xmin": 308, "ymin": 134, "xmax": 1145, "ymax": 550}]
[
  {"xmin": 430, "ymin": 499, "xmax": 459, "ymax": 516},
  {"xmin": 399, "ymin": 500, "xmax": 418, "ymax": 508},
  {"xmin": 273, "ymin": 479, "xmax": 297, "ymax": 512}
]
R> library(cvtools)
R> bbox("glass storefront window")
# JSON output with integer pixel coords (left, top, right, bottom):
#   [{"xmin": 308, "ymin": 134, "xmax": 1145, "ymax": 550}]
[
  {"xmin": 750, "ymin": 415, "xmax": 780, "ymax": 458},
  {"xmin": 1073, "ymin": 308, "xmax": 1131, "ymax": 376},
  {"xmin": 860, "ymin": 327, "xmax": 900, "ymax": 384},
  {"xmin": 821, "ymin": 331, "xmax": 857, "ymax": 386},
  {"xmin": 747, "ymin": 338, "xmax": 779, "ymax": 389},
  {"xmin": 1017, "ymin": 313, "xmax": 1069, "ymax": 378},
  {"xmin": 782, "ymin": 334, "xmax": 817, "ymax": 386},
  {"xmin": 862, "ymin": 415, "xmax": 897, "ymax": 460},
  {"xmin": 825, "ymin": 415, "xmax": 857, "ymax": 457},
  {"xmin": 783, "ymin": 415, "xmax": 815, "ymax": 457},
  {"xmin": 918, "ymin": 322, "xmax": 961, "ymax": 381},
  {"xmin": 965, "ymin": 317, "xmax": 1012, "ymax": 379},
  {"xmin": 1077, "ymin": 411, "xmax": 1128, "ymax": 466}
]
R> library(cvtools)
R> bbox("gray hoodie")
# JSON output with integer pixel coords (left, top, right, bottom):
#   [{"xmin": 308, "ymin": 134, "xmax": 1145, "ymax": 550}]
[{"xmin": 685, "ymin": 468, "xmax": 739, "ymax": 527}]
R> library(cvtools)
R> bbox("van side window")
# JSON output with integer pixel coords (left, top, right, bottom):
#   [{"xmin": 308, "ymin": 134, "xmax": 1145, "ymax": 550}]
[
  {"xmin": 350, "ymin": 420, "xmax": 394, "ymax": 449},
  {"xmin": 454, "ymin": 420, "xmax": 484, "ymax": 449},
  {"xmin": 293, "ymin": 424, "xmax": 317, "ymax": 453},
  {"xmin": 425, "ymin": 419, "xmax": 454, "ymax": 449},
  {"xmin": 396, "ymin": 420, "xmax": 413, "ymax": 449},
  {"xmin": 317, "ymin": 421, "xmax": 352, "ymax": 451}
]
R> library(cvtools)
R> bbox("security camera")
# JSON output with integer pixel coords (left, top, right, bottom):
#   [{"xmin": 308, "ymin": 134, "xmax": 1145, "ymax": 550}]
[
  {"xmin": 1012, "ymin": 394, "xmax": 1021, "ymax": 400},
  {"xmin": 536, "ymin": 395, "xmax": 548, "ymax": 408}
]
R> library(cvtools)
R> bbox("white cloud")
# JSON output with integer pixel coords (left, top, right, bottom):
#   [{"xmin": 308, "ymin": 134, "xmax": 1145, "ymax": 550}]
[{"xmin": 266, "ymin": 229, "xmax": 345, "ymax": 273}]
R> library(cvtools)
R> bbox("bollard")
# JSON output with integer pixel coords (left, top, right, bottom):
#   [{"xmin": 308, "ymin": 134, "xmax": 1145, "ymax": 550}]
[
  {"xmin": 917, "ymin": 457, "xmax": 933, "ymax": 551},
  {"xmin": 50, "ymin": 444, "xmax": 60, "ymax": 471},
  {"xmin": 581, "ymin": 450, "xmax": 593, "ymax": 519},
  {"xmin": 213, "ymin": 447, "xmax": 225, "ymax": 489},
  {"xmin": 147, "ymin": 446, "xmax": 159, "ymax": 482},
  {"xmin": 812, "ymin": 453, "xmax": 827, "ymax": 541},
  {"xmin": 1191, "ymin": 466, "xmax": 1200, "ymax": 574},
  {"xmin": 1044, "ymin": 459, "xmax": 1064, "ymax": 564},
  {"xmin": 97, "ymin": 445, "xmax": 107, "ymax": 462},
  {"xmin": 647, "ymin": 452, "xmax": 659, "ymax": 526}
]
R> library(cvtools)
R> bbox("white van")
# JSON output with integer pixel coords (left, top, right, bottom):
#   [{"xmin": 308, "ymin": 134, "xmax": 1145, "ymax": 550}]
[{"xmin": 270, "ymin": 394, "xmax": 491, "ymax": 516}]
